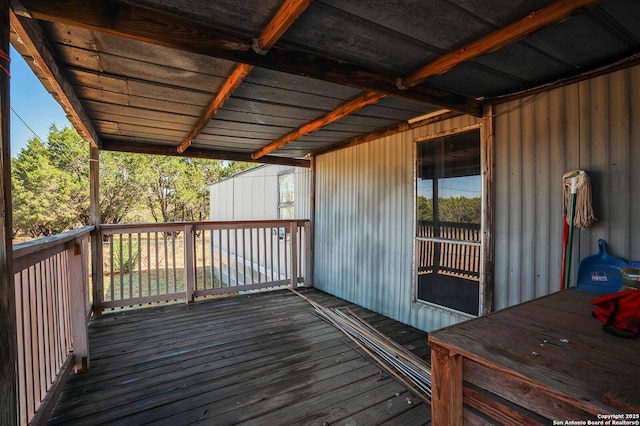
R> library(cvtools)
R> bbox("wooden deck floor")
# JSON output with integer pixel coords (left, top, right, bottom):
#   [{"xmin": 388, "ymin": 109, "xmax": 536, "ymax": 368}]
[{"xmin": 49, "ymin": 288, "xmax": 432, "ymax": 425}]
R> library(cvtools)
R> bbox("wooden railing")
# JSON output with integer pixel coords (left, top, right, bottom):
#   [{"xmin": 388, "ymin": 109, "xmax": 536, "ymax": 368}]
[
  {"xmin": 12, "ymin": 226, "xmax": 92, "ymax": 425},
  {"xmin": 416, "ymin": 220, "xmax": 481, "ymax": 279},
  {"xmin": 96, "ymin": 220, "xmax": 311, "ymax": 311},
  {"xmin": 11, "ymin": 220, "xmax": 310, "ymax": 423}
]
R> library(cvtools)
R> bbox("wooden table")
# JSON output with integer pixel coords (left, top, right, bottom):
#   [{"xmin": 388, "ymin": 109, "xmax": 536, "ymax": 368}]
[{"xmin": 428, "ymin": 289, "xmax": 640, "ymax": 425}]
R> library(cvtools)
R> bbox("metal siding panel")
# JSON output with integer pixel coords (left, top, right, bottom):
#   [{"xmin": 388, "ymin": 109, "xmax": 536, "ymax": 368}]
[
  {"xmin": 294, "ymin": 167, "xmax": 311, "ymax": 219},
  {"xmin": 493, "ymin": 64, "xmax": 640, "ymax": 310},
  {"xmin": 315, "ymin": 114, "xmax": 482, "ymax": 331}
]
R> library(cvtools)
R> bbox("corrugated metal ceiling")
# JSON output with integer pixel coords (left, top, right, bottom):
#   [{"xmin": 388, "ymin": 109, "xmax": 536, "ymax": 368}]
[{"xmin": 9, "ymin": 0, "xmax": 640, "ymax": 166}]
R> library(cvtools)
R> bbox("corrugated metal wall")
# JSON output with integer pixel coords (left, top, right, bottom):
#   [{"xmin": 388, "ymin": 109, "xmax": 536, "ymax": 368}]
[
  {"xmin": 209, "ymin": 165, "xmax": 311, "ymax": 221},
  {"xmin": 315, "ymin": 115, "xmax": 482, "ymax": 331},
  {"xmin": 315, "ymin": 64, "xmax": 640, "ymax": 331},
  {"xmin": 494, "ymin": 65, "xmax": 640, "ymax": 310}
]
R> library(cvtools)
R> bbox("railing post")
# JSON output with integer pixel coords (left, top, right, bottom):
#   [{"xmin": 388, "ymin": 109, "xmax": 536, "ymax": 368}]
[
  {"xmin": 68, "ymin": 239, "xmax": 90, "ymax": 372},
  {"xmin": 304, "ymin": 221, "xmax": 312, "ymax": 287},
  {"xmin": 184, "ymin": 224, "xmax": 195, "ymax": 303},
  {"xmin": 289, "ymin": 222, "xmax": 297, "ymax": 288},
  {"xmin": 90, "ymin": 147, "xmax": 103, "ymax": 317}
]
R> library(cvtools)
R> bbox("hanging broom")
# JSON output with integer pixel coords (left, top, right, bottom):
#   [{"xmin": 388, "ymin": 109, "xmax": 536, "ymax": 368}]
[{"xmin": 561, "ymin": 170, "xmax": 596, "ymax": 290}]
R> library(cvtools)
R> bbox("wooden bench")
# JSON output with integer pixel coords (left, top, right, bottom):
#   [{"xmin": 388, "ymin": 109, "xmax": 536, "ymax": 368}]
[{"xmin": 429, "ymin": 289, "xmax": 640, "ymax": 424}]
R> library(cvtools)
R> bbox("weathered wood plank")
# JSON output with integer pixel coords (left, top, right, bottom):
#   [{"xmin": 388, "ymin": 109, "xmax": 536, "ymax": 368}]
[
  {"xmin": 49, "ymin": 289, "xmax": 431, "ymax": 425},
  {"xmin": 603, "ymin": 373, "xmax": 640, "ymax": 413}
]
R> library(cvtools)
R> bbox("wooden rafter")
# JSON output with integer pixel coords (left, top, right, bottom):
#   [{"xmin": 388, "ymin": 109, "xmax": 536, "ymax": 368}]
[
  {"xmin": 255, "ymin": 0, "xmax": 313, "ymax": 53},
  {"xmin": 177, "ymin": 0, "xmax": 312, "ymax": 153},
  {"xmin": 398, "ymin": 0, "xmax": 607, "ymax": 88},
  {"xmin": 314, "ymin": 110, "xmax": 462, "ymax": 156},
  {"xmin": 253, "ymin": 0, "xmax": 606, "ymax": 158},
  {"xmin": 176, "ymin": 63, "xmax": 252, "ymax": 153},
  {"xmin": 252, "ymin": 92, "xmax": 385, "ymax": 159},
  {"xmin": 18, "ymin": 0, "xmax": 481, "ymax": 115},
  {"xmin": 10, "ymin": 9, "xmax": 100, "ymax": 148}
]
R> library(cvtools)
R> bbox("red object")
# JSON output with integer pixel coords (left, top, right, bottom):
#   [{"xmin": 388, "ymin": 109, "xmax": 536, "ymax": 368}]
[{"xmin": 591, "ymin": 290, "xmax": 640, "ymax": 338}]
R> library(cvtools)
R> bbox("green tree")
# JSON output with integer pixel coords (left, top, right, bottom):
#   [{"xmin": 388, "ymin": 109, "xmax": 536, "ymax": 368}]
[
  {"xmin": 12, "ymin": 125, "xmax": 89, "ymax": 237},
  {"xmin": 417, "ymin": 195, "xmax": 433, "ymax": 221},
  {"xmin": 12, "ymin": 125, "xmax": 257, "ymax": 237},
  {"xmin": 439, "ymin": 196, "xmax": 481, "ymax": 224},
  {"xmin": 99, "ymin": 152, "xmax": 149, "ymax": 224},
  {"xmin": 142, "ymin": 156, "xmax": 254, "ymax": 223}
]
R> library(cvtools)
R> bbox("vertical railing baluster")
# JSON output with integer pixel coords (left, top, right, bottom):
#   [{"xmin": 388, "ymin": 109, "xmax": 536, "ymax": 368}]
[
  {"xmin": 225, "ymin": 229, "xmax": 231, "ymax": 288},
  {"xmin": 154, "ymin": 232, "xmax": 159, "ymax": 296},
  {"xmin": 173, "ymin": 232, "xmax": 178, "ymax": 294},
  {"xmin": 118, "ymin": 234, "xmax": 123, "ymax": 302},
  {"xmin": 249, "ymin": 226, "xmax": 255, "ymax": 284},
  {"xmin": 127, "ymin": 233, "xmax": 133, "ymax": 301},
  {"xmin": 163, "ymin": 232, "xmax": 169, "ymax": 295},
  {"xmin": 269, "ymin": 227, "xmax": 274, "ymax": 281},
  {"xmin": 201, "ymin": 228, "xmax": 206, "ymax": 290},
  {"xmin": 234, "ymin": 229, "xmax": 239, "ymax": 288},
  {"xmin": 289, "ymin": 222, "xmax": 297, "ymax": 288},
  {"xmin": 276, "ymin": 227, "xmax": 281, "ymax": 281},
  {"xmin": 137, "ymin": 233, "xmax": 142, "ymax": 299},
  {"xmin": 217, "ymin": 228, "xmax": 222, "ymax": 288},
  {"xmin": 15, "ymin": 270, "xmax": 26, "ymax": 425},
  {"xmin": 184, "ymin": 224, "xmax": 195, "ymax": 303}
]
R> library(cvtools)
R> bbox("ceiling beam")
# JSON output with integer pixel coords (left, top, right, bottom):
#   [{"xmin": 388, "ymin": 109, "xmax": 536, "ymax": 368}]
[
  {"xmin": 398, "ymin": 0, "xmax": 607, "ymax": 88},
  {"xmin": 102, "ymin": 139, "xmax": 310, "ymax": 168},
  {"xmin": 10, "ymin": 10, "xmax": 100, "ymax": 148},
  {"xmin": 177, "ymin": 0, "xmax": 313, "ymax": 153},
  {"xmin": 252, "ymin": 92, "xmax": 385, "ymax": 159},
  {"xmin": 18, "ymin": 0, "xmax": 481, "ymax": 116}
]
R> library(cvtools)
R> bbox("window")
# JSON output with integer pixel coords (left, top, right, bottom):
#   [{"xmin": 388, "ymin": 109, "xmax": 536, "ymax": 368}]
[
  {"xmin": 415, "ymin": 129, "xmax": 482, "ymax": 315},
  {"xmin": 278, "ymin": 172, "xmax": 294, "ymax": 220}
]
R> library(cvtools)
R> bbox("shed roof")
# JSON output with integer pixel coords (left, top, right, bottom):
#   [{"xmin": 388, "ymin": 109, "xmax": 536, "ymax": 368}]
[{"xmin": 10, "ymin": 0, "xmax": 640, "ymax": 167}]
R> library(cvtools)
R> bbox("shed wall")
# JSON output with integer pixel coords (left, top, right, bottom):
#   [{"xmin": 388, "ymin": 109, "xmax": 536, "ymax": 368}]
[
  {"xmin": 315, "ymin": 64, "xmax": 640, "ymax": 331},
  {"xmin": 209, "ymin": 165, "xmax": 311, "ymax": 221}
]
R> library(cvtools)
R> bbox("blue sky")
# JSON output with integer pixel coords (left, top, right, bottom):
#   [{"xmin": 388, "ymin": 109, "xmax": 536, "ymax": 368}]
[{"xmin": 10, "ymin": 46, "xmax": 71, "ymax": 158}]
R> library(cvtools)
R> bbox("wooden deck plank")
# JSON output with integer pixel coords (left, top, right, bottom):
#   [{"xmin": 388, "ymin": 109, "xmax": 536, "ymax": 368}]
[
  {"xmin": 334, "ymin": 389, "xmax": 430, "ymax": 426},
  {"xmin": 49, "ymin": 288, "xmax": 431, "ymax": 425}
]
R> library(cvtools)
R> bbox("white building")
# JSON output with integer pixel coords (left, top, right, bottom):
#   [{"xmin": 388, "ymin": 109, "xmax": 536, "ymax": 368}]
[{"xmin": 209, "ymin": 165, "xmax": 311, "ymax": 221}]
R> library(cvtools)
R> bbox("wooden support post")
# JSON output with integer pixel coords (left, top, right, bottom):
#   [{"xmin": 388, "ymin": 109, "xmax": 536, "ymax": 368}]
[
  {"xmin": 430, "ymin": 342, "xmax": 463, "ymax": 425},
  {"xmin": 90, "ymin": 146, "xmax": 103, "ymax": 316},
  {"xmin": 481, "ymin": 104, "xmax": 495, "ymax": 315},
  {"xmin": 289, "ymin": 222, "xmax": 297, "ymax": 288},
  {"xmin": 0, "ymin": 0, "xmax": 17, "ymax": 423},
  {"xmin": 68, "ymin": 241, "xmax": 90, "ymax": 372},
  {"xmin": 184, "ymin": 224, "xmax": 195, "ymax": 303}
]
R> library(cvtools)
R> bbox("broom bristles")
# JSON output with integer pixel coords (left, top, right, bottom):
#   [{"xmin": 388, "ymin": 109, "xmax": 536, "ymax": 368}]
[{"xmin": 563, "ymin": 170, "xmax": 596, "ymax": 229}]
